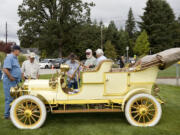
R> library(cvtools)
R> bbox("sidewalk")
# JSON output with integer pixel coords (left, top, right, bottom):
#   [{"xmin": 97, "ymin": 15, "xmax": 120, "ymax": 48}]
[{"xmin": 156, "ymin": 78, "xmax": 180, "ymax": 86}]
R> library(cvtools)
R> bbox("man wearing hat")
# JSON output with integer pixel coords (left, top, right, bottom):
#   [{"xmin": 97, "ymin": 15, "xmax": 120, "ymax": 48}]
[
  {"xmin": 84, "ymin": 49, "xmax": 96, "ymax": 68},
  {"xmin": 2, "ymin": 45, "xmax": 22, "ymax": 119},
  {"xmin": 22, "ymin": 52, "xmax": 39, "ymax": 80}
]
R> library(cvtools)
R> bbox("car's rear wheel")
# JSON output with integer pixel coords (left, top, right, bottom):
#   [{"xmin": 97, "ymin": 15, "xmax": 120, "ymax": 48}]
[
  {"xmin": 45, "ymin": 65, "xmax": 48, "ymax": 69},
  {"xmin": 10, "ymin": 95, "xmax": 47, "ymax": 129},
  {"xmin": 125, "ymin": 93, "xmax": 162, "ymax": 127}
]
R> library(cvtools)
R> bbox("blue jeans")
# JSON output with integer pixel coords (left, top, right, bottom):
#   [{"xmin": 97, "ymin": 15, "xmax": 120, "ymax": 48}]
[
  {"xmin": 3, "ymin": 78, "xmax": 17, "ymax": 118},
  {"xmin": 68, "ymin": 81, "xmax": 78, "ymax": 89},
  {"xmin": 0, "ymin": 70, "xmax": 2, "ymax": 80}
]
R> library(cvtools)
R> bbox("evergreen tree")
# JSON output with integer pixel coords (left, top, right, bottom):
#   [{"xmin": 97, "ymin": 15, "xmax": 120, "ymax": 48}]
[
  {"xmin": 104, "ymin": 21, "xmax": 119, "ymax": 47},
  {"xmin": 172, "ymin": 18, "xmax": 180, "ymax": 47},
  {"xmin": 125, "ymin": 8, "xmax": 136, "ymax": 38},
  {"xmin": 104, "ymin": 40, "xmax": 117, "ymax": 60},
  {"xmin": 133, "ymin": 30, "xmax": 150, "ymax": 56},
  {"xmin": 116, "ymin": 29, "xmax": 129, "ymax": 57},
  {"xmin": 139, "ymin": 0, "xmax": 176, "ymax": 53}
]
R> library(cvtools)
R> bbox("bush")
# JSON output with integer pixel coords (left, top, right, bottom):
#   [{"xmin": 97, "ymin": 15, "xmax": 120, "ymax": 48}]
[
  {"xmin": 18, "ymin": 55, "xmax": 27, "ymax": 66},
  {"xmin": 0, "ymin": 52, "xmax": 6, "ymax": 68}
]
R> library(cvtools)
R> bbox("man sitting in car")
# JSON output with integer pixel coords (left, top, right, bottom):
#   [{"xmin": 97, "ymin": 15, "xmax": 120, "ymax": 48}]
[
  {"xmin": 95, "ymin": 49, "xmax": 107, "ymax": 66},
  {"xmin": 84, "ymin": 49, "xmax": 96, "ymax": 68}
]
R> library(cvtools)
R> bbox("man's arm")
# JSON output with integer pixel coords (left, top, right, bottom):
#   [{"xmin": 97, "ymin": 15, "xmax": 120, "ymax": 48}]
[
  {"xmin": 22, "ymin": 73, "xmax": 25, "ymax": 80},
  {"xmin": 3, "ymin": 56, "xmax": 15, "ymax": 81},
  {"xmin": 3, "ymin": 68, "xmax": 15, "ymax": 81}
]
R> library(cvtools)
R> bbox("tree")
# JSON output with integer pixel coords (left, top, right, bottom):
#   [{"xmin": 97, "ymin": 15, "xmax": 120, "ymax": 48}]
[
  {"xmin": 125, "ymin": 8, "xmax": 136, "ymax": 38},
  {"xmin": 133, "ymin": 30, "xmax": 150, "ymax": 56},
  {"xmin": 18, "ymin": 0, "xmax": 94, "ymax": 57},
  {"xmin": 172, "ymin": 17, "xmax": 180, "ymax": 47},
  {"xmin": 139, "ymin": 0, "xmax": 176, "ymax": 53},
  {"xmin": 104, "ymin": 40, "xmax": 117, "ymax": 60},
  {"xmin": 63, "ymin": 22, "xmax": 102, "ymax": 59},
  {"xmin": 104, "ymin": 21, "xmax": 119, "ymax": 47},
  {"xmin": 116, "ymin": 29, "xmax": 129, "ymax": 57}
]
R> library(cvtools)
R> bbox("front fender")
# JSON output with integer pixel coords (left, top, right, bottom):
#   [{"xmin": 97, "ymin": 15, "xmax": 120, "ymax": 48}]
[{"xmin": 122, "ymin": 88, "xmax": 150, "ymax": 111}]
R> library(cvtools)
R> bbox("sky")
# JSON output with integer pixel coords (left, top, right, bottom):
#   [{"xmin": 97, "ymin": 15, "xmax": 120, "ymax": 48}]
[{"xmin": 0, "ymin": 0, "xmax": 179, "ymax": 45}]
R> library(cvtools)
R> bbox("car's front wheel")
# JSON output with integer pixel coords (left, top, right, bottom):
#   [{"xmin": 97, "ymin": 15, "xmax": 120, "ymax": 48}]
[
  {"xmin": 125, "ymin": 93, "xmax": 162, "ymax": 127},
  {"xmin": 10, "ymin": 95, "xmax": 47, "ymax": 129}
]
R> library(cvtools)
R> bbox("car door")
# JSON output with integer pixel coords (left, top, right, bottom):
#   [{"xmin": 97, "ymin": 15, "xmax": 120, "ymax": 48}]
[{"xmin": 104, "ymin": 72, "xmax": 129, "ymax": 96}]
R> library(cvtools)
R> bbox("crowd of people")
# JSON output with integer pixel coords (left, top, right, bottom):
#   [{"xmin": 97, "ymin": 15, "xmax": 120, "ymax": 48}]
[{"xmin": 1, "ymin": 45, "xmax": 109, "ymax": 119}]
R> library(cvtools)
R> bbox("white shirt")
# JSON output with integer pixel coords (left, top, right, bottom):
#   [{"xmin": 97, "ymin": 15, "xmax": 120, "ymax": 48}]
[
  {"xmin": 22, "ymin": 60, "xmax": 39, "ymax": 79},
  {"xmin": 84, "ymin": 56, "xmax": 96, "ymax": 67},
  {"xmin": 96, "ymin": 55, "xmax": 107, "ymax": 66}
]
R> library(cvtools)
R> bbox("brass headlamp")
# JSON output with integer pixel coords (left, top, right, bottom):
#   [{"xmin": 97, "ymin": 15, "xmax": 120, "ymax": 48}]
[{"xmin": 10, "ymin": 86, "xmax": 20, "ymax": 97}]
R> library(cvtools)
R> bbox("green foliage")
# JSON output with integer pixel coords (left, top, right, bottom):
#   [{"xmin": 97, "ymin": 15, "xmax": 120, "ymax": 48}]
[
  {"xmin": 18, "ymin": 0, "xmax": 94, "ymax": 57},
  {"xmin": 172, "ymin": 18, "xmax": 180, "ymax": 47},
  {"xmin": 18, "ymin": 55, "xmax": 27, "ymax": 66},
  {"xmin": 62, "ymin": 22, "xmax": 101, "ymax": 59},
  {"xmin": 41, "ymin": 50, "xmax": 47, "ymax": 59},
  {"xmin": 133, "ymin": 30, "xmax": 150, "ymax": 56},
  {"xmin": 104, "ymin": 21, "xmax": 119, "ymax": 48},
  {"xmin": 115, "ymin": 29, "xmax": 129, "ymax": 56},
  {"xmin": 104, "ymin": 40, "xmax": 117, "ymax": 60},
  {"xmin": 17, "ymin": 0, "xmax": 179, "ymax": 59},
  {"xmin": 125, "ymin": 8, "xmax": 136, "ymax": 38},
  {"xmin": 139, "ymin": 0, "xmax": 176, "ymax": 53},
  {"xmin": 0, "ymin": 52, "xmax": 6, "ymax": 68}
]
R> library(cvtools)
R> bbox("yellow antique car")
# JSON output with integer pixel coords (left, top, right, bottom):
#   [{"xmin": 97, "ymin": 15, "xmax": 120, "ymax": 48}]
[{"xmin": 9, "ymin": 48, "xmax": 180, "ymax": 129}]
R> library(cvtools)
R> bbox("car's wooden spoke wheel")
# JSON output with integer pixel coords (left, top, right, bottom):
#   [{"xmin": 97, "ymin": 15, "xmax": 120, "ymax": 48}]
[
  {"xmin": 14, "ymin": 100, "xmax": 41, "ymax": 126},
  {"xmin": 125, "ymin": 94, "xmax": 162, "ymax": 127},
  {"xmin": 10, "ymin": 95, "xmax": 47, "ymax": 129}
]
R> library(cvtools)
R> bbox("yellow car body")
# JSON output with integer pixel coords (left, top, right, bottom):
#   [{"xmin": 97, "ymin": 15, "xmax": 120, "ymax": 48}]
[
  {"xmin": 10, "ymin": 60, "xmax": 163, "ymax": 129},
  {"xmin": 26, "ymin": 60, "xmax": 158, "ymax": 108}
]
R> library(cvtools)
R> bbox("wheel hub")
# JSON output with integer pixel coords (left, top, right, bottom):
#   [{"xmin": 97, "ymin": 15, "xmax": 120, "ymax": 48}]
[
  {"xmin": 138, "ymin": 105, "xmax": 148, "ymax": 115},
  {"xmin": 24, "ymin": 109, "xmax": 32, "ymax": 117}
]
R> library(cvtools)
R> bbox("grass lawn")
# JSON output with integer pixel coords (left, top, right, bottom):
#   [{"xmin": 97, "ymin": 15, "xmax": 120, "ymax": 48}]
[
  {"xmin": 158, "ymin": 65, "xmax": 178, "ymax": 78},
  {"xmin": 0, "ymin": 79, "xmax": 180, "ymax": 135}
]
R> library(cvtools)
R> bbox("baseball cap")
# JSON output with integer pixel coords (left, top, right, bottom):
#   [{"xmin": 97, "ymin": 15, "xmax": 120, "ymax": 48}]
[
  {"xmin": 12, "ymin": 45, "xmax": 21, "ymax": 51},
  {"xmin": 29, "ymin": 52, "xmax": 36, "ymax": 58}
]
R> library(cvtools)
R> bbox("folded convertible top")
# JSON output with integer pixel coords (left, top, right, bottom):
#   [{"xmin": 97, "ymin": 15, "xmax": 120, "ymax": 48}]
[{"xmin": 140, "ymin": 48, "xmax": 180, "ymax": 70}]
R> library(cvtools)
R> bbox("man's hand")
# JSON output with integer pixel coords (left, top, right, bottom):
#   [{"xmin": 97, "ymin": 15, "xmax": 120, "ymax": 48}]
[{"xmin": 9, "ymin": 76, "xmax": 15, "ymax": 81}]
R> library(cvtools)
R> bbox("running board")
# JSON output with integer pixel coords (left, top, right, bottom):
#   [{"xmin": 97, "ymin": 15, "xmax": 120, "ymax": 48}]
[{"xmin": 52, "ymin": 109, "xmax": 122, "ymax": 113}]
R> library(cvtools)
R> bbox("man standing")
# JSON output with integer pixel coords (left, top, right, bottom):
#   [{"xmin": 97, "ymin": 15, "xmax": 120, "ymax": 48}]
[
  {"xmin": 3, "ymin": 45, "xmax": 22, "ymax": 119},
  {"xmin": 65, "ymin": 53, "xmax": 80, "ymax": 89},
  {"xmin": 95, "ymin": 48, "xmax": 107, "ymax": 66},
  {"xmin": 84, "ymin": 49, "xmax": 96, "ymax": 68},
  {"xmin": 22, "ymin": 52, "xmax": 39, "ymax": 80}
]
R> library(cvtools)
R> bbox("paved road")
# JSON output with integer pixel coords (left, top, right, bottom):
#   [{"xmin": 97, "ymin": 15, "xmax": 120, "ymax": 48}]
[
  {"xmin": 156, "ymin": 78, "xmax": 180, "ymax": 86},
  {"xmin": 39, "ymin": 69, "xmax": 59, "ymax": 75},
  {"xmin": 39, "ymin": 69, "xmax": 180, "ymax": 86}
]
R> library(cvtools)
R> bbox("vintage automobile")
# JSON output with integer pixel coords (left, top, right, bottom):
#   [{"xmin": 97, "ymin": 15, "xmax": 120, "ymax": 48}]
[{"xmin": 9, "ymin": 48, "xmax": 180, "ymax": 129}]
